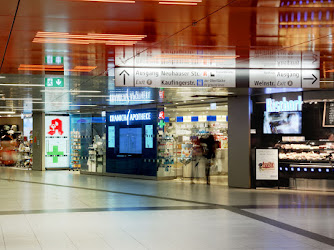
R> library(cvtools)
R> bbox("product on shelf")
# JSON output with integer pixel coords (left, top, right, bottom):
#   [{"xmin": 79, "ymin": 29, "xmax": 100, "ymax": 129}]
[
  {"xmin": 276, "ymin": 140, "xmax": 334, "ymax": 162},
  {"xmin": 70, "ymin": 130, "xmax": 81, "ymax": 171}
]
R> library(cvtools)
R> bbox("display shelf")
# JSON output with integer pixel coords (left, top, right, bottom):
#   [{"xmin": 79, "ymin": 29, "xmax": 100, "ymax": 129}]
[
  {"xmin": 157, "ymin": 137, "xmax": 176, "ymax": 177},
  {"xmin": 276, "ymin": 140, "xmax": 334, "ymax": 180},
  {"xmin": 70, "ymin": 130, "xmax": 81, "ymax": 171}
]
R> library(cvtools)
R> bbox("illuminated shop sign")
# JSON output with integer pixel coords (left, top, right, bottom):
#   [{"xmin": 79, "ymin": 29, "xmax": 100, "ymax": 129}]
[
  {"xmin": 109, "ymin": 90, "xmax": 153, "ymax": 104},
  {"xmin": 109, "ymin": 110, "xmax": 152, "ymax": 125},
  {"xmin": 266, "ymin": 96, "xmax": 302, "ymax": 112}
]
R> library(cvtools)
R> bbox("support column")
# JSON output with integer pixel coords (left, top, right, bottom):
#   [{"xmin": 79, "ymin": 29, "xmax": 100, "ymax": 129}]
[
  {"xmin": 32, "ymin": 112, "xmax": 45, "ymax": 171},
  {"xmin": 228, "ymin": 95, "xmax": 251, "ymax": 188}
]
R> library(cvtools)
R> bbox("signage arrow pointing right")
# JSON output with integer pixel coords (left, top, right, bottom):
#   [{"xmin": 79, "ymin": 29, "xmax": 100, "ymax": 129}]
[
  {"xmin": 119, "ymin": 70, "xmax": 130, "ymax": 85},
  {"xmin": 303, "ymin": 74, "xmax": 318, "ymax": 85}
]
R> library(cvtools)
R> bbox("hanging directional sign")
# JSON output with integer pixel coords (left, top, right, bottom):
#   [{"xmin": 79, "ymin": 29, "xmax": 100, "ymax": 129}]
[
  {"xmin": 249, "ymin": 51, "xmax": 320, "ymax": 69},
  {"xmin": 115, "ymin": 67, "xmax": 236, "ymax": 87},
  {"xmin": 45, "ymin": 56, "xmax": 64, "ymax": 65},
  {"xmin": 249, "ymin": 69, "xmax": 320, "ymax": 88},
  {"xmin": 45, "ymin": 78, "xmax": 65, "ymax": 87}
]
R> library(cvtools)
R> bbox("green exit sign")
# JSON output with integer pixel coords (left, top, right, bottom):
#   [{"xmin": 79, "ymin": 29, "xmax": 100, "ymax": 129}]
[
  {"xmin": 45, "ymin": 78, "xmax": 64, "ymax": 87},
  {"xmin": 45, "ymin": 56, "xmax": 63, "ymax": 65}
]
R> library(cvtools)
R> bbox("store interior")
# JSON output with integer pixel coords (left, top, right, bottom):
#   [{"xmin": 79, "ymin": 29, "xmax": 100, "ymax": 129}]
[
  {"xmin": 159, "ymin": 102, "xmax": 228, "ymax": 185},
  {"xmin": 251, "ymin": 90, "xmax": 334, "ymax": 191}
]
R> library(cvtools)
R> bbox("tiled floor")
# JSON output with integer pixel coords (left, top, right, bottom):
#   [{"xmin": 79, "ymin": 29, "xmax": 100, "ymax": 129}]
[{"xmin": 0, "ymin": 168, "xmax": 334, "ymax": 249}]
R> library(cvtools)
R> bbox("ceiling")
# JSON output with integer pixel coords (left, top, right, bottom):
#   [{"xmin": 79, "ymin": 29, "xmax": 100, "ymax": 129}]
[{"xmin": 0, "ymin": 0, "xmax": 333, "ymax": 115}]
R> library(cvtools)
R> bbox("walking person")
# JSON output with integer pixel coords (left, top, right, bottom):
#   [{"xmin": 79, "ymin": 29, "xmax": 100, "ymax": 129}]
[{"xmin": 200, "ymin": 134, "xmax": 217, "ymax": 185}]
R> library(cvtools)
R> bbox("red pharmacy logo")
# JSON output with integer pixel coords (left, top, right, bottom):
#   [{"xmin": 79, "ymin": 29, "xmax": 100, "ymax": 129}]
[
  {"xmin": 159, "ymin": 111, "xmax": 165, "ymax": 120},
  {"xmin": 259, "ymin": 162, "xmax": 275, "ymax": 170},
  {"xmin": 48, "ymin": 118, "xmax": 64, "ymax": 136}
]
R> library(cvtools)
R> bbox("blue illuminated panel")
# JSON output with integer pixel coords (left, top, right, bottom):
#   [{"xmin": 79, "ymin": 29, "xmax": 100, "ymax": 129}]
[
  {"xmin": 176, "ymin": 117, "xmax": 183, "ymax": 122},
  {"xmin": 207, "ymin": 116, "xmax": 217, "ymax": 122},
  {"xmin": 191, "ymin": 116, "xmax": 199, "ymax": 122}
]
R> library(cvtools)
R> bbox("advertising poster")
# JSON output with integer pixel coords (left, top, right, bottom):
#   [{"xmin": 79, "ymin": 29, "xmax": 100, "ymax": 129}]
[
  {"xmin": 108, "ymin": 126, "xmax": 115, "ymax": 148},
  {"xmin": 145, "ymin": 125, "xmax": 153, "ymax": 149},
  {"xmin": 45, "ymin": 116, "xmax": 70, "ymax": 168},
  {"xmin": 256, "ymin": 149, "xmax": 278, "ymax": 180}
]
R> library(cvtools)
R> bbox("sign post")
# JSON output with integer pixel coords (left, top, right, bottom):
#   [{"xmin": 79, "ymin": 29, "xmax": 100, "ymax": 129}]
[{"xmin": 255, "ymin": 148, "xmax": 279, "ymax": 184}]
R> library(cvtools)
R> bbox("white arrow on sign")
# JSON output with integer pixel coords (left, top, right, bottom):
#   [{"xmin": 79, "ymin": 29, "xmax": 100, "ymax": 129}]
[{"xmin": 56, "ymin": 79, "xmax": 62, "ymax": 85}]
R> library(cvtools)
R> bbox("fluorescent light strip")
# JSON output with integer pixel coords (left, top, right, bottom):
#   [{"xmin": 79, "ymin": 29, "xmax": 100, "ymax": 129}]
[
  {"xmin": 37, "ymin": 32, "xmax": 146, "ymax": 40},
  {"xmin": 13, "ymin": 108, "xmax": 45, "ymax": 111},
  {"xmin": 157, "ymin": 0, "xmax": 201, "ymax": 2},
  {"xmin": 19, "ymin": 64, "xmax": 63, "ymax": 69},
  {"xmin": 0, "ymin": 111, "xmax": 15, "ymax": 114},
  {"xmin": 32, "ymin": 102, "xmax": 72, "ymax": 104},
  {"xmin": 78, "ymin": 0, "xmax": 135, "ymax": 3},
  {"xmin": 41, "ymin": 90, "xmax": 101, "ymax": 93},
  {"xmin": 0, "ymin": 98, "xmax": 43, "ymax": 101},
  {"xmin": 106, "ymin": 99, "xmax": 154, "ymax": 102},
  {"xmin": 77, "ymin": 95, "xmax": 109, "ymax": 97},
  {"xmin": 0, "ymin": 84, "xmax": 44, "ymax": 87},
  {"xmin": 159, "ymin": 1, "xmax": 197, "ymax": 4},
  {"xmin": 33, "ymin": 38, "xmax": 138, "ymax": 46},
  {"xmin": 68, "ymin": 104, "xmax": 98, "ymax": 107}
]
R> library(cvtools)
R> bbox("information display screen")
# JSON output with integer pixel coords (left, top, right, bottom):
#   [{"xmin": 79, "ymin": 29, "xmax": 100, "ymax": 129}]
[
  {"xmin": 119, "ymin": 128, "xmax": 142, "ymax": 154},
  {"xmin": 263, "ymin": 112, "xmax": 302, "ymax": 134}
]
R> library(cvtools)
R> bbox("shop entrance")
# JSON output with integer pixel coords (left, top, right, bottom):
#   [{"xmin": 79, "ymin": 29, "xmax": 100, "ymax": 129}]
[{"xmin": 158, "ymin": 102, "xmax": 228, "ymax": 185}]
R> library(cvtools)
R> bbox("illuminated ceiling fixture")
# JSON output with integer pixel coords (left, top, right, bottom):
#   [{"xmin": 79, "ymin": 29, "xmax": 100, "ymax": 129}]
[
  {"xmin": 18, "ymin": 65, "xmax": 64, "ymax": 71},
  {"xmin": 32, "ymin": 101, "xmax": 72, "ymax": 104},
  {"xmin": 0, "ymin": 98, "xmax": 43, "ymax": 101},
  {"xmin": 76, "ymin": 95, "xmax": 109, "ymax": 97},
  {"xmin": 68, "ymin": 66, "xmax": 97, "ymax": 72},
  {"xmin": 40, "ymin": 90, "xmax": 101, "ymax": 93},
  {"xmin": 71, "ymin": 0, "xmax": 135, "ymax": 3},
  {"xmin": 154, "ymin": 55, "xmax": 240, "ymax": 60},
  {"xmin": 280, "ymin": 0, "xmax": 334, "ymax": 7},
  {"xmin": 159, "ymin": 1, "xmax": 197, "ymax": 5},
  {"xmin": 68, "ymin": 104, "xmax": 98, "ymax": 107},
  {"xmin": 0, "ymin": 111, "xmax": 16, "ymax": 114},
  {"xmin": 158, "ymin": 0, "xmax": 201, "ymax": 5},
  {"xmin": 0, "ymin": 83, "xmax": 44, "ymax": 87},
  {"xmin": 18, "ymin": 64, "xmax": 96, "ymax": 72},
  {"xmin": 33, "ymin": 32, "xmax": 146, "ymax": 46}
]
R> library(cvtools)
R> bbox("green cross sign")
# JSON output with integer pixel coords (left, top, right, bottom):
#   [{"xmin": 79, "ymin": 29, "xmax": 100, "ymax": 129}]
[
  {"xmin": 45, "ymin": 78, "xmax": 64, "ymax": 87},
  {"xmin": 47, "ymin": 146, "xmax": 64, "ymax": 163},
  {"xmin": 158, "ymin": 120, "xmax": 165, "ymax": 129}
]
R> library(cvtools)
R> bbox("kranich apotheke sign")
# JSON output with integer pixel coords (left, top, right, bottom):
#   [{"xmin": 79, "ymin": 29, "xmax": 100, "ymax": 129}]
[{"xmin": 115, "ymin": 68, "xmax": 236, "ymax": 88}]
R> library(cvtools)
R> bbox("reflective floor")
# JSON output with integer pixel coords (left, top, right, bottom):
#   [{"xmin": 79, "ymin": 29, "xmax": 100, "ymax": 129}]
[{"xmin": 0, "ymin": 168, "xmax": 333, "ymax": 249}]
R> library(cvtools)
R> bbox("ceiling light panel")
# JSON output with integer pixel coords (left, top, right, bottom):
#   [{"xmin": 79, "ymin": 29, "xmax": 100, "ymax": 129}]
[
  {"xmin": 33, "ymin": 32, "xmax": 146, "ymax": 46},
  {"xmin": 18, "ymin": 64, "xmax": 97, "ymax": 72}
]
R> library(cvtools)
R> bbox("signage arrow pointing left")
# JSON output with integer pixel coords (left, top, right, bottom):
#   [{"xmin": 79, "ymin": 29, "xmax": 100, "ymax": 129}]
[{"xmin": 119, "ymin": 70, "xmax": 130, "ymax": 85}]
